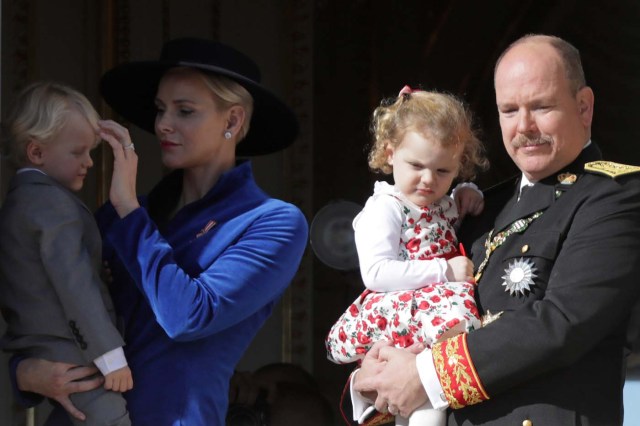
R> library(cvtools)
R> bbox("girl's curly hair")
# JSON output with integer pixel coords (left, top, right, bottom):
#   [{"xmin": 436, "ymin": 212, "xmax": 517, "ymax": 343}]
[{"xmin": 368, "ymin": 90, "xmax": 488, "ymax": 181}]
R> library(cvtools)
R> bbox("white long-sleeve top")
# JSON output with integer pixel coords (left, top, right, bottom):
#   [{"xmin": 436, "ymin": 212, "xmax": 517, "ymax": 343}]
[{"xmin": 353, "ymin": 181, "xmax": 459, "ymax": 292}]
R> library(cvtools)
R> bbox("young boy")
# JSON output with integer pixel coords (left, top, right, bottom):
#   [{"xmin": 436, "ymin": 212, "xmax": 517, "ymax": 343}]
[{"xmin": 0, "ymin": 82, "xmax": 132, "ymax": 426}]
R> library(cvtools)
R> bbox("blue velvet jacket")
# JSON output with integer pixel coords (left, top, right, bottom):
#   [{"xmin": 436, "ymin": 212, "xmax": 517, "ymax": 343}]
[{"xmin": 93, "ymin": 161, "xmax": 308, "ymax": 425}]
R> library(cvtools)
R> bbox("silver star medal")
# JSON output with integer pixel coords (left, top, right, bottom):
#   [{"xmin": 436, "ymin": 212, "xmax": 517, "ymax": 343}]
[{"xmin": 502, "ymin": 258, "xmax": 537, "ymax": 296}]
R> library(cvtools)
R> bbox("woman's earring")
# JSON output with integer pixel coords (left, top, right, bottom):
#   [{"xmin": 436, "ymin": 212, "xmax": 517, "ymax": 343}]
[{"xmin": 224, "ymin": 131, "xmax": 232, "ymax": 140}]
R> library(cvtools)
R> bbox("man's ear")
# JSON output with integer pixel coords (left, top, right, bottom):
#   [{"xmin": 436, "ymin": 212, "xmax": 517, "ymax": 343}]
[
  {"xmin": 26, "ymin": 140, "xmax": 45, "ymax": 166},
  {"xmin": 576, "ymin": 86, "xmax": 594, "ymax": 128}
]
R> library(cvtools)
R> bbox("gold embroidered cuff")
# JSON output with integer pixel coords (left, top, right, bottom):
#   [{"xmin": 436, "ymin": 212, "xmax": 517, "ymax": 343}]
[{"xmin": 432, "ymin": 333, "xmax": 489, "ymax": 409}]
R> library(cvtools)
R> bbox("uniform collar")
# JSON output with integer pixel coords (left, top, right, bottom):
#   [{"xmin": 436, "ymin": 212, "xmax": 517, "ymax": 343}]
[{"xmin": 493, "ymin": 142, "xmax": 602, "ymax": 233}]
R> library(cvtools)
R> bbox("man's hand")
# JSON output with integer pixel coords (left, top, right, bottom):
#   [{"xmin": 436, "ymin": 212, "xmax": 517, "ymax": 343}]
[
  {"xmin": 17, "ymin": 358, "xmax": 103, "ymax": 421},
  {"xmin": 352, "ymin": 340, "xmax": 394, "ymax": 402},
  {"xmin": 355, "ymin": 344, "xmax": 428, "ymax": 418}
]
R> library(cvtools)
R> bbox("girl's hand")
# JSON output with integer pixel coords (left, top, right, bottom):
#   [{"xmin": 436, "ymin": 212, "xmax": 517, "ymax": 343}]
[
  {"xmin": 446, "ymin": 255, "xmax": 474, "ymax": 283},
  {"xmin": 98, "ymin": 120, "xmax": 140, "ymax": 218},
  {"xmin": 454, "ymin": 186, "xmax": 484, "ymax": 220}
]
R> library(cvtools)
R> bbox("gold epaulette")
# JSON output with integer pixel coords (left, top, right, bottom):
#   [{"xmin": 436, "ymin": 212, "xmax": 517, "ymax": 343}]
[{"xmin": 584, "ymin": 161, "xmax": 640, "ymax": 178}]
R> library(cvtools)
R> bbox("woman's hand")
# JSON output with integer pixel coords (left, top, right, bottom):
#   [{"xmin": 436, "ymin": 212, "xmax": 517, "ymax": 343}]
[
  {"xmin": 98, "ymin": 120, "xmax": 140, "ymax": 218},
  {"xmin": 16, "ymin": 358, "xmax": 103, "ymax": 421}
]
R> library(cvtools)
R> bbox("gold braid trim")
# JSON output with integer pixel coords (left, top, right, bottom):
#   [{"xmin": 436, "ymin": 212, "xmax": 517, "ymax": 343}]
[
  {"xmin": 362, "ymin": 412, "xmax": 395, "ymax": 426},
  {"xmin": 432, "ymin": 334, "xmax": 489, "ymax": 409}
]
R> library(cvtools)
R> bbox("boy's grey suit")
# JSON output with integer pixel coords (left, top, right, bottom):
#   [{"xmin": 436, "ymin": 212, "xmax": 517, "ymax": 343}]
[{"xmin": 0, "ymin": 170, "xmax": 128, "ymax": 426}]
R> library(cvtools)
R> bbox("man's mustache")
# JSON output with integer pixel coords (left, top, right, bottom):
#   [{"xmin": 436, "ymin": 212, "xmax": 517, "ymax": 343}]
[{"xmin": 511, "ymin": 134, "xmax": 553, "ymax": 148}]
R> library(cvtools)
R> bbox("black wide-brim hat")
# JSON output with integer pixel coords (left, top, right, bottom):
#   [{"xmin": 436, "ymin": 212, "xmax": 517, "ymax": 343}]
[{"xmin": 99, "ymin": 37, "xmax": 299, "ymax": 156}]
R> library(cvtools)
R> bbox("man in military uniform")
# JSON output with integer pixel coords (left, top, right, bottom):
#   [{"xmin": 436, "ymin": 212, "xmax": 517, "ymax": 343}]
[{"xmin": 352, "ymin": 34, "xmax": 640, "ymax": 426}]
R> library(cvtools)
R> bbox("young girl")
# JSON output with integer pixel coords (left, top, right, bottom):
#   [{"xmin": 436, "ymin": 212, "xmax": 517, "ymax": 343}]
[
  {"xmin": 325, "ymin": 86, "xmax": 488, "ymax": 426},
  {"xmin": 0, "ymin": 82, "xmax": 132, "ymax": 425}
]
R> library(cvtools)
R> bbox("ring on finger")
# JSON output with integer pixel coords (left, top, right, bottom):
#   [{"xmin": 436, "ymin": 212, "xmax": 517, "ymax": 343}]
[
  {"xmin": 387, "ymin": 404, "xmax": 397, "ymax": 415},
  {"xmin": 124, "ymin": 143, "xmax": 135, "ymax": 150}
]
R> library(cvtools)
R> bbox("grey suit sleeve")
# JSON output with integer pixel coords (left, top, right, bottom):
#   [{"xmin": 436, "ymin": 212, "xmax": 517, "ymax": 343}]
[{"xmin": 33, "ymin": 190, "xmax": 124, "ymax": 364}]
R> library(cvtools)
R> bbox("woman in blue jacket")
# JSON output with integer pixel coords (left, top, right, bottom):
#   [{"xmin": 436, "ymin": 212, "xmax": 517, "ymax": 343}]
[{"xmin": 13, "ymin": 37, "xmax": 308, "ymax": 426}]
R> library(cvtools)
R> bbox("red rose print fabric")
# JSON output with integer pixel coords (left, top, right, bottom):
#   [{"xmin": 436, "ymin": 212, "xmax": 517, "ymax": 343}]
[
  {"xmin": 325, "ymin": 185, "xmax": 481, "ymax": 364},
  {"xmin": 326, "ymin": 281, "xmax": 480, "ymax": 364}
]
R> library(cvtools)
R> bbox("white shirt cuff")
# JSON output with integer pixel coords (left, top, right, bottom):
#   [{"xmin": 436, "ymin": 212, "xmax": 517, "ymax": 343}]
[
  {"xmin": 450, "ymin": 182, "xmax": 483, "ymax": 200},
  {"xmin": 93, "ymin": 346, "xmax": 128, "ymax": 376},
  {"xmin": 417, "ymin": 349, "xmax": 449, "ymax": 411},
  {"xmin": 350, "ymin": 369, "xmax": 376, "ymax": 421}
]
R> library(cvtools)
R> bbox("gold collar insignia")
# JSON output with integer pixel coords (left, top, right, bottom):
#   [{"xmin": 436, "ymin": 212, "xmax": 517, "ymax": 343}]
[{"xmin": 557, "ymin": 173, "xmax": 577, "ymax": 184}]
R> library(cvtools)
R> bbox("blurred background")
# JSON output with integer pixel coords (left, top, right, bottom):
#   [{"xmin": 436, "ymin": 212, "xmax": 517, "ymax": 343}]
[{"xmin": 1, "ymin": 1, "xmax": 640, "ymax": 424}]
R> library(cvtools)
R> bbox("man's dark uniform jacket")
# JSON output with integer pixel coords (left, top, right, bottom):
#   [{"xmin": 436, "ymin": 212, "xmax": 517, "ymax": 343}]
[{"xmin": 440, "ymin": 143, "xmax": 640, "ymax": 426}]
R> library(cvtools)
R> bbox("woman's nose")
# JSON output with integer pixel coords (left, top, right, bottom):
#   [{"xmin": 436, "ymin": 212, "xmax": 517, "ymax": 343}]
[{"xmin": 155, "ymin": 113, "xmax": 173, "ymax": 135}]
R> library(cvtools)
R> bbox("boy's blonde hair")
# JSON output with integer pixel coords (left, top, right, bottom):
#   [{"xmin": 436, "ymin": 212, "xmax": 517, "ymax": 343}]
[
  {"xmin": 3, "ymin": 81, "xmax": 100, "ymax": 168},
  {"xmin": 368, "ymin": 89, "xmax": 488, "ymax": 181}
]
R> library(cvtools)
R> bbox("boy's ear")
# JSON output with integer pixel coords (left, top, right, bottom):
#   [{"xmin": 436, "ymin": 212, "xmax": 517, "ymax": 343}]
[{"xmin": 26, "ymin": 140, "xmax": 45, "ymax": 165}]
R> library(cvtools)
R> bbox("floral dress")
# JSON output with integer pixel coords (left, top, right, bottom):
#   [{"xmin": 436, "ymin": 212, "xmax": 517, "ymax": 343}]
[{"xmin": 326, "ymin": 181, "xmax": 481, "ymax": 364}]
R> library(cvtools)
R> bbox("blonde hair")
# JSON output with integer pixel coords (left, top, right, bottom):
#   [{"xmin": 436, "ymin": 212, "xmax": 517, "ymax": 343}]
[
  {"xmin": 368, "ymin": 90, "xmax": 488, "ymax": 181},
  {"xmin": 167, "ymin": 67, "xmax": 254, "ymax": 142},
  {"xmin": 3, "ymin": 81, "xmax": 100, "ymax": 168}
]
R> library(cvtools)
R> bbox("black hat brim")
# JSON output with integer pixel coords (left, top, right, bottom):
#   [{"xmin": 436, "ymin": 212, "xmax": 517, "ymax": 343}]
[{"xmin": 99, "ymin": 60, "xmax": 299, "ymax": 156}]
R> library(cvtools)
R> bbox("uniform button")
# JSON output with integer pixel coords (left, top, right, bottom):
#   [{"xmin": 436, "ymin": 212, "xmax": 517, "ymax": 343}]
[
  {"xmin": 522, "ymin": 420, "xmax": 532, "ymax": 426},
  {"xmin": 79, "ymin": 342, "xmax": 88, "ymax": 350},
  {"xmin": 521, "ymin": 244, "xmax": 529, "ymax": 253},
  {"xmin": 68, "ymin": 320, "xmax": 76, "ymax": 328}
]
